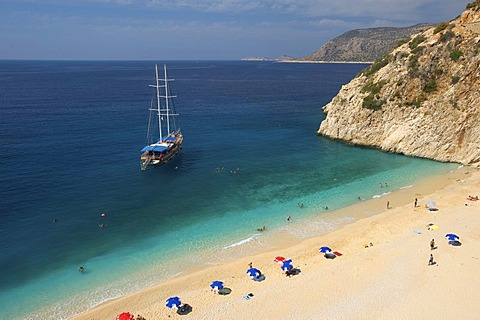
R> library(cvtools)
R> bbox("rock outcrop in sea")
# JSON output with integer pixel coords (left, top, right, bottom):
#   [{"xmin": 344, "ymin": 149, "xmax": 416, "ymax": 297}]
[{"xmin": 318, "ymin": 1, "xmax": 480, "ymax": 167}]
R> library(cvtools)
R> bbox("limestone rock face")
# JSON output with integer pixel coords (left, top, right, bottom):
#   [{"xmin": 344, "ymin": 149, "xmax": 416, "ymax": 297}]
[{"xmin": 318, "ymin": 4, "xmax": 480, "ymax": 167}]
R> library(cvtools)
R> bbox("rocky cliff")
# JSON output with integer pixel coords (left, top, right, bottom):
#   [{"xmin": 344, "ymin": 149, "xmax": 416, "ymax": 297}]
[
  {"xmin": 302, "ymin": 24, "xmax": 432, "ymax": 62},
  {"xmin": 318, "ymin": 2, "xmax": 480, "ymax": 167}
]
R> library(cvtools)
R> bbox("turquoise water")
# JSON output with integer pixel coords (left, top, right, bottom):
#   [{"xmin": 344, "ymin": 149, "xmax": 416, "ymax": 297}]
[{"xmin": 0, "ymin": 61, "xmax": 457, "ymax": 319}]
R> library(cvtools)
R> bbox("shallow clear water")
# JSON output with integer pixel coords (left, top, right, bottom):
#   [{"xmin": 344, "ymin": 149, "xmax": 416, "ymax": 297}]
[{"xmin": 0, "ymin": 60, "xmax": 456, "ymax": 319}]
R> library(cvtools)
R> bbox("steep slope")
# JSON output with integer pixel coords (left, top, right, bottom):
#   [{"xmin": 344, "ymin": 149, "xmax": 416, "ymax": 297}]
[
  {"xmin": 302, "ymin": 24, "xmax": 432, "ymax": 62},
  {"xmin": 318, "ymin": 2, "xmax": 480, "ymax": 167}
]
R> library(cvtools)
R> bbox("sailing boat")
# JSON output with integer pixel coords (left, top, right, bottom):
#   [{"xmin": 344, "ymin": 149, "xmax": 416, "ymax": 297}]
[{"xmin": 140, "ymin": 64, "xmax": 183, "ymax": 170}]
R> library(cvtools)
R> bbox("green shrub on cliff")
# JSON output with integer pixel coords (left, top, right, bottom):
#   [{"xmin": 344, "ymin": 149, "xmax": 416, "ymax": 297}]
[
  {"xmin": 433, "ymin": 22, "xmax": 450, "ymax": 34},
  {"xmin": 395, "ymin": 39, "xmax": 409, "ymax": 48},
  {"xmin": 358, "ymin": 54, "xmax": 392, "ymax": 78},
  {"xmin": 361, "ymin": 80, "xmax": 387, "ymax": 95},
  {"xmin": 423, "ymin": 80, "xmax": 438, "ymax": 93},
  {"xmin": 450, "ymin": 50, "xmax": 464, "ymax": 61},
  {"xmin": 405, "ymin": 95, "xmax": 427, "ymax": 108},
  {"xmin": 439, "ymin": 30, "xmax": 455, "ymax": 43},
  {"xmin": 409, "ymin": 35, "xmax": 427, "ymax": 51},
  {"xmin": 411, "ymin": 45, "xmax": 424, "ymax": 55},
  {"xmin": 408, "ymin": 54, "xmax": 420, "ymax": 77},
  {"xmin": 362, "ymin": 94, "xmax": 385, "ymax": 111}
]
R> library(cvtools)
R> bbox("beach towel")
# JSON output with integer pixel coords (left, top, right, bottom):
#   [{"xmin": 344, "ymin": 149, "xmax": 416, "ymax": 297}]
[
  {"xmin": 333, "ymin": 251, "xmax": 343, "ymax": 256},
  {"xmin": 243, "ymin": 293, "xmax": 254, "ymax": 300}
]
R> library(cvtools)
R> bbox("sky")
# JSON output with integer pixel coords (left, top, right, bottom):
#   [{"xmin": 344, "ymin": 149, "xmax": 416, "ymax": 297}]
[{"xmin": 0, "ymin": 0, "xmax": 468, "ymax": 60}]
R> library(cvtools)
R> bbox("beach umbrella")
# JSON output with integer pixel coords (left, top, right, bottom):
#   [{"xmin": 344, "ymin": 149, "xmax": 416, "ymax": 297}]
[
  {"xmin": 427, "ymin": 223, "xmax": 439, "ymax": 230},
  {"xmin": 426, "ymin": 201, "xmax": 436, "ymax": 207},
  {"xmin": 166, "ymin": 296, "xmax": 181, "ymax": 309},
  {"xmin": 210, "ymin": 280, "xmax": 224, "ymax": 290},
  {"xmin": 247, "ymin": 267, "xmax": 261, "ymax": 278},
  {"xmin": 445, "ymin": 233, "xmax": 459, "ymax": 240},
  {"xmin": 274, "ymin": 256, "xmax": 286, "ymax": 263},
  {"xmin": 319, "ymin": 246, "xmax": 332, "ymax": 253},
  {"xmin": 281, "ymin": 259, "xmax": 293, "ymax": 272},
  {"xmin": 116, "ymin": 312, "xmax": 134, "ymax": 320}
]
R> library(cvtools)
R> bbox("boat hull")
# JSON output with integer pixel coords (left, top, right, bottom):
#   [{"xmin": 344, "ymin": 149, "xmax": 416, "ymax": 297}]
[{"xmin": 141, "ymin": 132, "xmax": 183, "ymax": 170}]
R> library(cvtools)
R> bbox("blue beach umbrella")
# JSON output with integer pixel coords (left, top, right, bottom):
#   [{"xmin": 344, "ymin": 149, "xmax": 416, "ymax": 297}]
[
  {"xmin": 166, "ymin": 296, "xmax": 181, "ymax": 308},
  {"xmin": 319, "ymin": 246, "xmax": 332, "ymax": 253},
  {"xmin": 210, "ymin": 280, "xmax": 224, "ymax": 290},
  {"xmin": 247, "ymin": 267, "xmax": 261, "ymax": 278},
  {"xmin": 281, "ymin": 259, "xmax": 293, "ymax": 272},
  {"xmin": 445, "ymin": 233, "xmax": 459, "ymax": 240}
]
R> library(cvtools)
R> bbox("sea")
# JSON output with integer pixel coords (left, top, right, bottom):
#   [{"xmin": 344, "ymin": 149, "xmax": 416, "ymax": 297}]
[{"xmin": 0, "ymin": 60, "xmax": 458, "ymax": 319}]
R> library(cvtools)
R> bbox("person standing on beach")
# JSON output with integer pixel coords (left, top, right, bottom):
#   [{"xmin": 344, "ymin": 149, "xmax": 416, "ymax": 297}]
[
  {"xmin": 430, "ymin": 239, "xmax": 435, "ymax": 250},
  {"xmin": 386, "ymin": 201, "xmax": 390, "ymax": 209},
  {"xmin": 414, "ymin": 198, "xmax": 418, "ymax": 207},
  {"xmin": 428, "ymin": 254, "xmax": 435, "ymax": 266}
]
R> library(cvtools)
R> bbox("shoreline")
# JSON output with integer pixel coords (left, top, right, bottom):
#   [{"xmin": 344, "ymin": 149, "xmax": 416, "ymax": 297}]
[
  {"xmin": 240, "ymin": 59, "xmax": 373, "ymax": 64},
  {"xmin": 72, "ymin": 165, "xmax": 480, "ymax": 319}
]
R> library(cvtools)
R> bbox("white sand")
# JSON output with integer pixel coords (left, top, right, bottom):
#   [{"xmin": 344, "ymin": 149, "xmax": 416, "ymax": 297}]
[{"xmin": 73, "ymin": 167, "xmax": 480, "ymax": 320}]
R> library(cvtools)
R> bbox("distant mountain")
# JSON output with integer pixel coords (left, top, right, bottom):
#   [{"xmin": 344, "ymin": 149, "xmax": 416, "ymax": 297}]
[
  {"xmin": 240, "ymin": 55, "xmax": 296, "ymax": 62},
  {"xmin": 301, "ymin": 24, "xmax": 433, "ymax": 62},
  {"xmin": 275, "ymin": 55, "xmax": 296, "ymax": 61}
]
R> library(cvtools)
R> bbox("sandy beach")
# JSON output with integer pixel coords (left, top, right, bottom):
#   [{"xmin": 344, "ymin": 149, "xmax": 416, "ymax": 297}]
[{"xmin": 73, "ymin": 166, "xmax": 480, "ymax": 320}]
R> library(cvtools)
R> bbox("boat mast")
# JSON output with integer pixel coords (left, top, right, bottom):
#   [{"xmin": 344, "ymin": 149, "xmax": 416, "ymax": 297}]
[
  {"xmin": 155, "ymin": 64, "xmax": 163, "ymax": 141},
  {"xmin": 163, "ymin": 64, "xmax": 171, "ymax": 135}
]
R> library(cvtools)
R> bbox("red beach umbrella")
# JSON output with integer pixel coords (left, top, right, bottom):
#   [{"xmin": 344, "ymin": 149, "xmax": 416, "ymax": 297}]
[
  {"xmin": 274, "ymin": 256, "xmax": 286, "ymax": 263},
  {"xmin": 116, "ymin": 312, "xmax": 134, "ymax": 320}
]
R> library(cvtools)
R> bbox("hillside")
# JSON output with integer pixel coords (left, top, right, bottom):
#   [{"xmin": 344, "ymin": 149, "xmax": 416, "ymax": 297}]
[
  {"xmin": 318, "ymin": 1, "xmax": 480, "ymax": 167},
  {"xmin": 302, "ymin": 24, "xmax": 432, "ymax": 62}
]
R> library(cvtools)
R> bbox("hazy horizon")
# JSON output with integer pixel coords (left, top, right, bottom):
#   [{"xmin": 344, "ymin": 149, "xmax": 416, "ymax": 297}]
[{"xmin": 0, "ymin": 0, "xmax": 468, "ymax": 60}]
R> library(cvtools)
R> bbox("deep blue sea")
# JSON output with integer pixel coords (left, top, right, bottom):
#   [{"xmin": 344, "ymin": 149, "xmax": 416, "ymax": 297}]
[{"xmin": 0, "ymin": 60, "xmax": 457, "ymax": 319}]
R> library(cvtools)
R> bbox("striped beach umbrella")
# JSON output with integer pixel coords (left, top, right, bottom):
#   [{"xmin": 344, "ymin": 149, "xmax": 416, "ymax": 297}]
[
  {"xmin": 166, "ymin": 296, "xmax": 181, "ymax": 308},
  {"xmin": 281, "ymin": 259, "xmax": 293, "ymax": 272},
  {"xmin": 247, "ymin": 267, "xmax": 261, "ymax": 278},
  {"xmin": 319, "ymin": 246, "xmax": 332, "ymax": 253},
  {"xmin": 210, "ymin": 280, "xmax": 224, "ymax": 290},
  {"xmin": 445, "ymin": 233, "xmax": 459, "ymax": 240}
]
